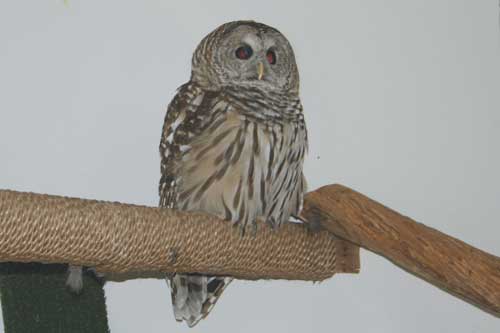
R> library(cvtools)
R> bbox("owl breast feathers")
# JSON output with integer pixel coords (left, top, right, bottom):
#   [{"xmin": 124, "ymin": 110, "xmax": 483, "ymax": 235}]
[
  {"xmin": 160, "ymin": 83, "xmax": 307, "ymax": 230},
  {"xmin": 159, "ymin": 20, "xmax": 308, "ymax": 327}
]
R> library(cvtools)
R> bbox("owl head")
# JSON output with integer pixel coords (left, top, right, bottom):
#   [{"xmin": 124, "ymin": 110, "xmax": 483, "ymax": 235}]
[{"xmin": 191, "ymin": 21, "xmax": 300, "ymax": 94}]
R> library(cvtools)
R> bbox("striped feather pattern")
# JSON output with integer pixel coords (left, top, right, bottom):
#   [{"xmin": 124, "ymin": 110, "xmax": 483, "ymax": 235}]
[
  {"xmin": 159, "ymin": 21, "xmax": 307, "ymax": 328},
  {"xmin": 159, "ymin": 81, "xmax": 307, "ymax": 326}
]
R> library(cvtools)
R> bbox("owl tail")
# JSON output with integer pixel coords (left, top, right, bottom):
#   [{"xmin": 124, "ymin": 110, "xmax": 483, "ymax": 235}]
[{"xmin": 168, "ymin": 274, "xmax": 233, "ymax": 327}]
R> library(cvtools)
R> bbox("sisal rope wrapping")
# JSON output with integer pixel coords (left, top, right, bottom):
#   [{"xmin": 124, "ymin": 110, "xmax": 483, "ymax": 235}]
[{"xmin": 0, "ymin": 189, "xmax": 359, "ymax": 281}]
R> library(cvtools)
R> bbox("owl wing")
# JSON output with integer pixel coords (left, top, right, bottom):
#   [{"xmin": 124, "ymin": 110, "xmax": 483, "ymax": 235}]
[
  {"xmin": 159, "ymin": 82, "xmax": 205, "ymax": 208},
  {"xmin": 159, "ymin": 82, "xmax": 234, "ymax": 327}
]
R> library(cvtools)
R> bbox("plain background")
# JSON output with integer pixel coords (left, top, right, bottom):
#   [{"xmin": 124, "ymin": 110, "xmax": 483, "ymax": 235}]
[{"xmin": 1, "ymin": 1, "xmax": 499, "ymax": 332}]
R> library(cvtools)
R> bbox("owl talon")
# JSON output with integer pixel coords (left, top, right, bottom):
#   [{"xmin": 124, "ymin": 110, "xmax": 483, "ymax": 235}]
[
  {"xmin": 250, "ymin": 222, "xmax": 258, "ymax": 236},
  {"xmin": 232, "ymin": 220, "xmax": 259, "ymax": 237},
  {"xmin": 265, "ymin": 217, "xmax": 278, "ymax": 230},
  {"xmin": 301, "ymin": 214, "xmax": 323, "ymax": 233}
]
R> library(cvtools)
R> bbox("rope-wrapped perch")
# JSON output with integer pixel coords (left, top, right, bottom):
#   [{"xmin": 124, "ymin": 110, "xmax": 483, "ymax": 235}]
[
  {"xmin": 0, "ymin": 189, "xmax": 359, "ymax": 281},
  {"xmin": 2, "ymin": 184, "xmax": 498, "ymax": 317}
]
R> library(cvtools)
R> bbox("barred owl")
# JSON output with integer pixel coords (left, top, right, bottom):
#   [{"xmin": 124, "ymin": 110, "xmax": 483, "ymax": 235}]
[{"xmin": 159, "ymin": 21, "xmax": 308, "ymax": 327}]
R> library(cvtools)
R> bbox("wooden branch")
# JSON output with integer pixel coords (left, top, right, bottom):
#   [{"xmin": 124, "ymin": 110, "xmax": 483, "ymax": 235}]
[
  {"xmin": 302, "ymin": 184, "xmax": 500, "ymax": 318},
  {"xmin": 0, "ymin": 189, "xmax": 359, "ymax": 281}
]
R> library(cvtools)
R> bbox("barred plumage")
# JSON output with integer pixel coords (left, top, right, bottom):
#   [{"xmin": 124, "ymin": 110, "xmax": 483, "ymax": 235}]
[{"xmin": 159, "ymin": 20, "xmax": 307, "ymax": 327}]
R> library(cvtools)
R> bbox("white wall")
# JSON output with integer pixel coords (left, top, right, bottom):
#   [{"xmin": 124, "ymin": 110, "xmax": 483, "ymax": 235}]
[{"xmin": 0, "ymin": 1, "xmax": 499, "ymax": 332}]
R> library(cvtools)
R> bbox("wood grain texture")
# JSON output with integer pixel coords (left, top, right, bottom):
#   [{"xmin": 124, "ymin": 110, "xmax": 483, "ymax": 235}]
[{"xmin": 302, "ymin": 184, "xmax": 500, "ymax": 318}]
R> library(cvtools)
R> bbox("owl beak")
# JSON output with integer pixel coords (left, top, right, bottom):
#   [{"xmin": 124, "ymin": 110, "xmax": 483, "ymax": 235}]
[{"xmin": 257, "ymin": 62, "xmax": 264, "ymax": 80}]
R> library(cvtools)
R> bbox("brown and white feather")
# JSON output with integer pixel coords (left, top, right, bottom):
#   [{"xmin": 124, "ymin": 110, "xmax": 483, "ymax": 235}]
[{"xmin": 159, "ymin": 20, "xmax": 307, "ymax": 327}]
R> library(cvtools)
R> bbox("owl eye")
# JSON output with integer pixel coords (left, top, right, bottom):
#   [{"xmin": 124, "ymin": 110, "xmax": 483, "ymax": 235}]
[
  {"xmin": 235, "ymin": 45, "xmax": 253, "ymax": 60},
  {"xmin": 266, "ymin": 50, "xmax": 276, "ymax": 65}
]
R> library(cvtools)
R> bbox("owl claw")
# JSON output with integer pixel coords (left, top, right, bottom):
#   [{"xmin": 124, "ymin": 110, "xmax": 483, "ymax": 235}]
[
  {"xmin": 232, "ymin": 219, "xmax": 259, "ymax": 237},
  {"xmin": 245, "ymin": 221, "xmax": 258, "ymax": 237},
  {"xmin": 300, "ymin": 214, "xmax": 323, "ymax": 233},
  {"xmin": 265, "ymin": 217, "xmax": 278, "ymax": 230}
]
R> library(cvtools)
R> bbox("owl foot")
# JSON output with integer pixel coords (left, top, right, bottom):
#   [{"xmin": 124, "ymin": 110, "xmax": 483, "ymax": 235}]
[
  {"xmin": 293, "ymin": 213, "xmax": 323, "ymax": 233},
  {"xmin": 233, "ymin": 219, "xmax": 258, "ymax": 237},
  {"xmin": 294, "ymin": 215, "xmax": 323, "ymax": 233}
]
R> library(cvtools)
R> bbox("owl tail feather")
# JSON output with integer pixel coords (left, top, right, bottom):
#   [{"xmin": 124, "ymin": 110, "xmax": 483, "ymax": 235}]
[{"xmin": 168, "ymin": 274, "xmax": 233, "ymax": 327}]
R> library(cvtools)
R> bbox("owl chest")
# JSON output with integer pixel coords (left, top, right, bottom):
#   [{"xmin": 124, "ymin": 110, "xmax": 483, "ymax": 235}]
[{"xmin": 176, "ymin": 111, "xmax": 299, "ymax": 224}]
